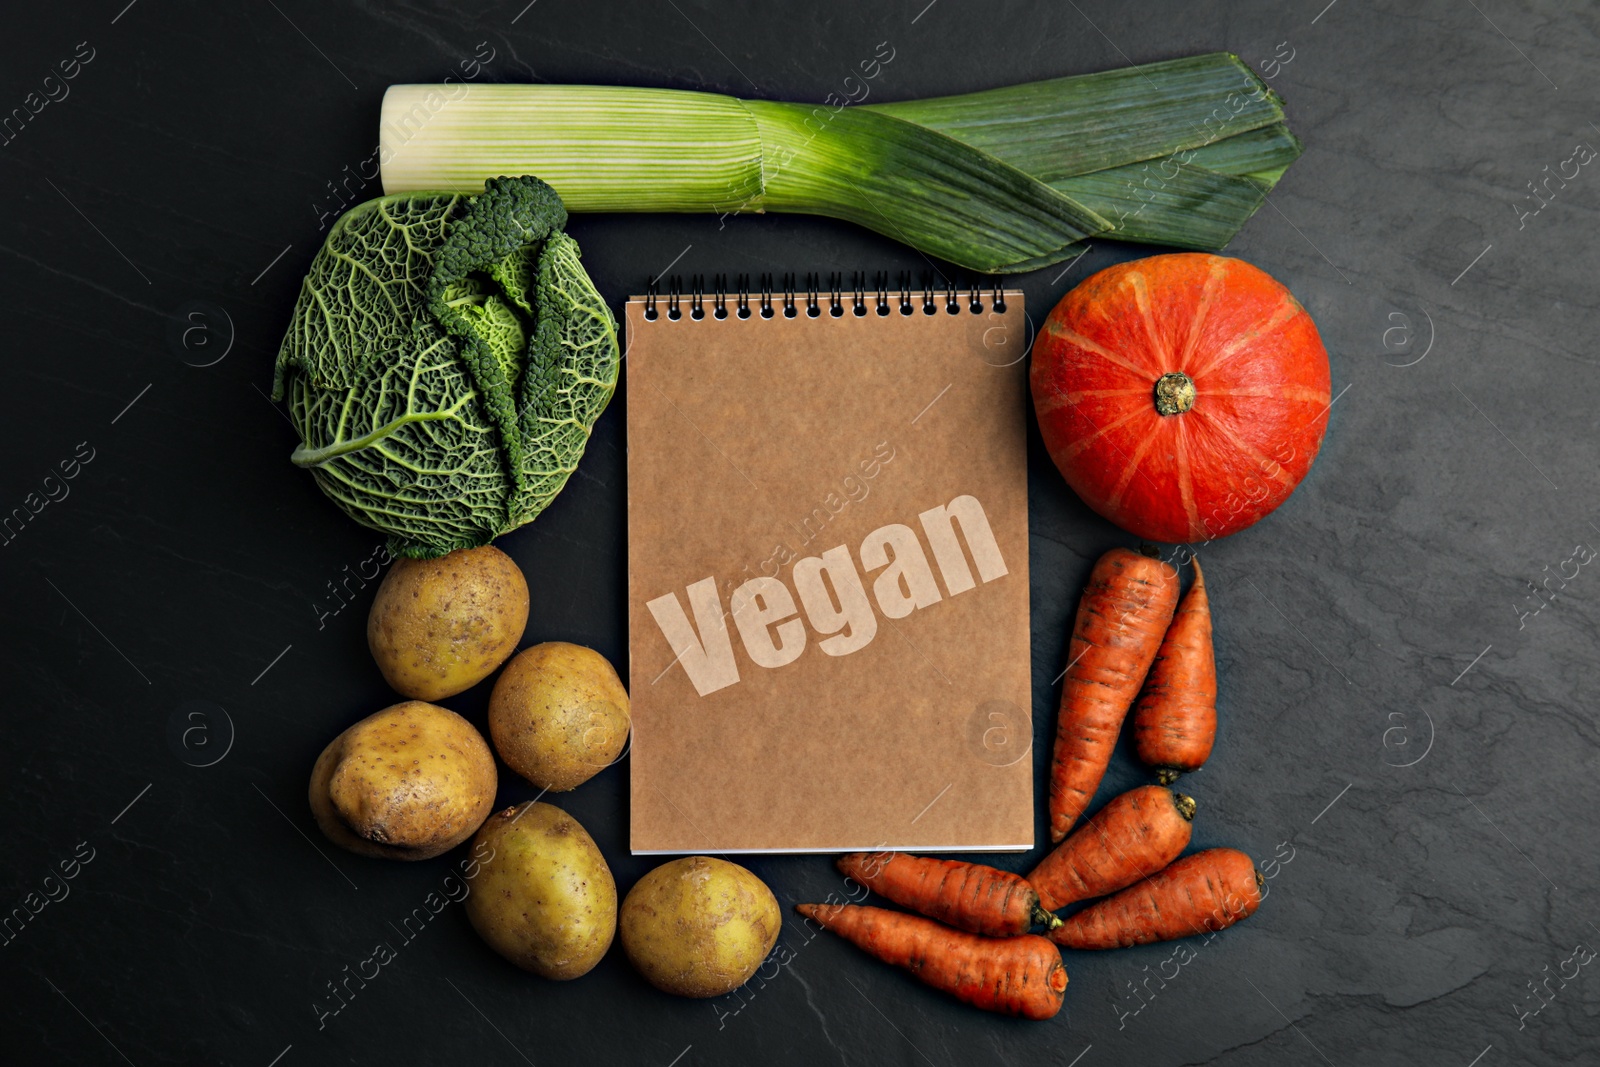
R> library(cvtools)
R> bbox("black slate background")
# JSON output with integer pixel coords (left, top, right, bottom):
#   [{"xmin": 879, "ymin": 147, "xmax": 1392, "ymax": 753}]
[{"xmin": 3, "ymin": 1, "xmax": 1597, "ymax": 1064}]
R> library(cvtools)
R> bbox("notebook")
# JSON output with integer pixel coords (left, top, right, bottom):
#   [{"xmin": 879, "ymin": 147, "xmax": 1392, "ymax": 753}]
[{"xmin": 626, "ymin": 276, "xmax": 1031, "ymax": 854}]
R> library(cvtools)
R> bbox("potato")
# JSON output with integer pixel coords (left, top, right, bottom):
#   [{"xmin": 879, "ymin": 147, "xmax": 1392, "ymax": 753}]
[
  {"xmin": 620, "ymin": 856, "xmax": 781, "ymax": 997},
  {"xmin": 309, "ymin": 701, "xmax": 496, "ymax": 861},
  {"xmin": 488, "ymin": 642, "xmax": 630, "ymax": 791},
  {"xmin": 464, "ymin": 802, "xmax": 616, "ymax": 979},
  {"xmin": 367, "ymin": 545, "xmax": 529, "ymax": 701}
]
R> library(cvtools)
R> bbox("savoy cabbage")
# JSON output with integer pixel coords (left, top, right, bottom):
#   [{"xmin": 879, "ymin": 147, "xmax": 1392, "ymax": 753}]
[{"xmin": 272, "ymin": 176, "xmax": 619, "ymax": 558}]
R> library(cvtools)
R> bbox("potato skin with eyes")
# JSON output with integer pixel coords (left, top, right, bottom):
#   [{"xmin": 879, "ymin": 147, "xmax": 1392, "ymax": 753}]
[
  {"xmin": 367, "ymin": 546, "xmax": 529, "ymax": 701},
  {"xmin": 464, "ymin": 802, "xmax": 616, "ymax": 979},
  {"xmin": 308, "ymin": 701, "xmax": 497, "ymax": 861},
  {"xmin": 620, "ymin": 857, "xmax": 781, "ymax": 997},
  {"xmin": 489, "ymin": 642, "xmax": 631, "ymax": 792}
]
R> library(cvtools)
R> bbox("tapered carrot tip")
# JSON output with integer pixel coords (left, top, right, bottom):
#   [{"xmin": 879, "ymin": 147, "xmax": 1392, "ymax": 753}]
[{"xmin": 1173, "ymin": 792, "xmax": 1197, "ymax": 821}]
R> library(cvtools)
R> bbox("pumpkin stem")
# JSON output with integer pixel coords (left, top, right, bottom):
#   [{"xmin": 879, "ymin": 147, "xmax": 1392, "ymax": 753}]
[{"xmin": 1154, "ymin": 371, "xmax": 1196, "ymax": 415}]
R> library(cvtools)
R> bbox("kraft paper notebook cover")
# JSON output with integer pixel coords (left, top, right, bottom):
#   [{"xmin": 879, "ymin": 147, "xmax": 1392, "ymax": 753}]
[{"xmin": 626, "ymin": 280, "xmax": 1031, "ymax": 854}]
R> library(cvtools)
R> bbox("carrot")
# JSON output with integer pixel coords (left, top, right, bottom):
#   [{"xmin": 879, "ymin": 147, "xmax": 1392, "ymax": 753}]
[
  {"xmin": 797, "ymin": 902, "xmax": 1068, "ymax": 1019},
  {"xmin": 838, "ymin": 852, "xmax": 1060, "ymax": 936},
  {"xmin": 1132, "ymin": 557, "xmax": 1217, "ymax": 782},
  {"xmin": 1027, "ymin": 785, "xmax": 1195, "ymax": 913},
  {"xmin": 1049, "ymin": 848, "xmax": 1262, "ymax": 950},
  {"xmin": 1048, "ymin": 546, "xmax": 1179, "ymax": 841}
]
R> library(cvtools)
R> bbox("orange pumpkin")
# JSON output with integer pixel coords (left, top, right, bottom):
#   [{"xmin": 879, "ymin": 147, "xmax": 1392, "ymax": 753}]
[{"xmin": 1031, "ymin": 254, "xmax": 1331, "ymax": 543}]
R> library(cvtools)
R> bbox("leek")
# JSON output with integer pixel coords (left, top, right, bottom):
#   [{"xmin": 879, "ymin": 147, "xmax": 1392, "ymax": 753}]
[{"xmin": 379, "ymin": 53, "xmax": 1299, "ymax": 274}]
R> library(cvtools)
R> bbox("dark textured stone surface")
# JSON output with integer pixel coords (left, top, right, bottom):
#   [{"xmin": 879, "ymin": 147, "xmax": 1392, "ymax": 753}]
[{"xmin": 2, "ymin": 1, "xmax": 1596, "ymax": 1063}]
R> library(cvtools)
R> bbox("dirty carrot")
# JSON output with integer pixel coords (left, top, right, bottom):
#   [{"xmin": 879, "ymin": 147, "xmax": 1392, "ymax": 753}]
[
  {"xmin": 1048, "ymin": 546, "xmax": 1179, "ymax": 841},
  {"xmin": 797, "ymin": 902, "xmax": 1068, "ymax": 1020},
  {"xmin": 1050, "ymin": 848, "xmax": 1262, "ymax": 950},
  {"xmin": 838, "ymin": 852, "xmax": 1060, "ymax": 936},
  {"xmin": 1132, "ymin": 557, "xmax": 1217, "ymax": 782},
  {"xmin": 1027, "ymin": 785, "xmax": 1196, "ymax": 913}
]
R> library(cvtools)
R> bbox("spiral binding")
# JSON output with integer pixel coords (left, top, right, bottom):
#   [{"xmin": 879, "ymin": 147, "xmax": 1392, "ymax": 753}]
[{"xmin": 642, "ymin": 272, "xmax": 1008, "ymax": 321}]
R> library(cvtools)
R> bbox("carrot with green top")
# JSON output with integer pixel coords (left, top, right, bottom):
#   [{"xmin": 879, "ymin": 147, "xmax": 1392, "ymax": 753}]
[
  {"xmin": 838, "ymin": 852, "xmax": 1059, "ymax": 936},
  {"xmin": 1050, "ymin": 848, "xmax": 1262, "ymax": 950},
  {"xmin": 797, "ymin": 902, "xmax": 1068, "ymax": 1019},
  {"xmin": 1049, "ymin": 546, "xmax": 1179, "ymax": 841},
  {"xmin": 1132, "ymin": 557, "xmax": 1217, "ymax": 782},
  {"xmin": 1027, "ymin": 785, "xmax": 1195, "ymax": 913}
]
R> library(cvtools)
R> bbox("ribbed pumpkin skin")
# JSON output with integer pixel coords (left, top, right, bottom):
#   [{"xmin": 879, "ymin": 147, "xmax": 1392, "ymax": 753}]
[{"xmin": 1031, "ymin": 254, "xmax": 1331, "ymax": 544}]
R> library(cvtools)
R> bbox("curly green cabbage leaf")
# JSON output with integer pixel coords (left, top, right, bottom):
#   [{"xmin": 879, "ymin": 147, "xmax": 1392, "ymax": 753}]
[{"xmin": 271, "ymin": 175, "xmax": 619, "ymax": 558}]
